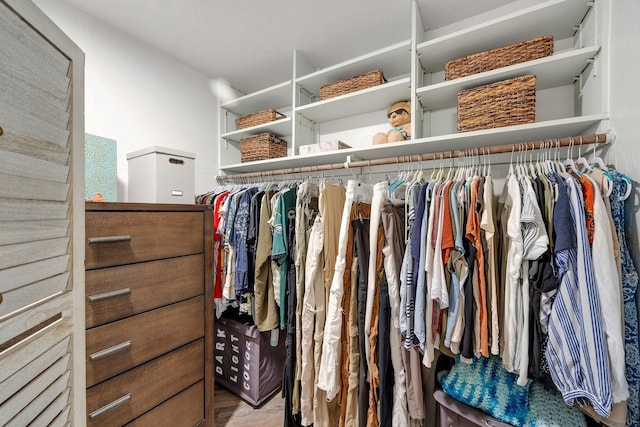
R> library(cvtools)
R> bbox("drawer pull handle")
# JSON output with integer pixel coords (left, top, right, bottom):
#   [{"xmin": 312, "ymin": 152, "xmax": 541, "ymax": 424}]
[
  {"xmin": 89, "ymin": 340, "xmax": 132, "ymax": 361},
  {"xmin": 88, "ymin": 287, "xmax": 131, "ymax": 302},
  {"xmin": 89, "ymin": 393, "xmax": 131, "ymax": 419},
  {"xmin": 88, "ymin": 235, "xmax": 131, "ymax": 244}
]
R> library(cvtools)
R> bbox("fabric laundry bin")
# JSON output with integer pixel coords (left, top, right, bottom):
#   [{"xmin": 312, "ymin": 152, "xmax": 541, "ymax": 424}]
[
  {"xmin": 127, "ymin": 145, "xmax": 196, "ymax": 204},
  {"xmin": 214, "ymin": 317, "xmax": 286, "ymax": 407}
]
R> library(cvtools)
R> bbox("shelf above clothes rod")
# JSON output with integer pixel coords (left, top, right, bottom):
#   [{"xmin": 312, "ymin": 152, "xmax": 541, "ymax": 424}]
[{"xmin": 215, "ymin": 132, "xmax": 609, "ymax": 183}]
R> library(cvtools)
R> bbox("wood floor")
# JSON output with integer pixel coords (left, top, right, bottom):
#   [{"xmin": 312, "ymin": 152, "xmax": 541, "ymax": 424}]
[{"xmin": 214, "ymin": 384, "xmax": 285, "ymax": 426}]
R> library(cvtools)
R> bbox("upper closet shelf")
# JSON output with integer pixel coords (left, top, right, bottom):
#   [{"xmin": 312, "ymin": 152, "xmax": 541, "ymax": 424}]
[
  {"xmin": 296, "ymin": 39, "xmax": 411, "ymax": 94},
  {"xmin": 220, "ymin": 114, "xmax": 607, "ymax": 173},
  {"xmin": 417, "ymin": 0, "xmax": 591, "ymax": 72},
  {"xmin": 418, "ymin": 46, "xmax": 599, "ymax": 110},
  {"xmin": 221, "ymin": 80, "xmax": 292, "ymax": 114},
  {"xmin": 296, "ymin": 78, "xmax": 411, "ymax": 122},
  {"xmin": 221, "ymin": 117, "xmax": 292, "ymax": 142}
]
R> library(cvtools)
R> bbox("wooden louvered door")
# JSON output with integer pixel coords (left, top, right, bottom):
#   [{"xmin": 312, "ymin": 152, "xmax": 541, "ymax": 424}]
[{"xmin": 0, "ymin": 0, "xmax": 85, "ymax": 425}]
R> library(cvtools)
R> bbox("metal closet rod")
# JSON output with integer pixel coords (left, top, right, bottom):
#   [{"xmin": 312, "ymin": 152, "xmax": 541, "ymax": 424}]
[{"xmin": 216, "ymin": 132, "xmax": 609, "ymax": 182}]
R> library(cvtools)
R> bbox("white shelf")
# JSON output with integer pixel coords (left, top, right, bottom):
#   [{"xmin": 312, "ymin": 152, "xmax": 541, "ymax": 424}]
[
  {"xmin": 417, "ymin": 46, "xmax": 599, "ymax": 110},
  {"xmin": 219, "ymin": 114, "xmax": 607, "ymax": 173},
  {"xmin": 218, "ymin": 0, "xmax": 605, "ymax": 177},
  {"xmin": 221, "ymin": 117, "xmax": 292, "ymax": 142},
  {"xmin": 417, "ymin": 0, "xmax": 590, "ymax": 72},
  {"xmin": 296, "ymin": 40, "xmax": 411, "ymax": 94},
  {"xmin": 296, "ymin": 78, "xmax": 411, "ymax": 122},
  {"xmin": 221, "ymin": 149, "xmax": 353, "ymax": 174},
  {"xmin": 221, "ymin": 80, "xmax": 292, "ymax": 114}
]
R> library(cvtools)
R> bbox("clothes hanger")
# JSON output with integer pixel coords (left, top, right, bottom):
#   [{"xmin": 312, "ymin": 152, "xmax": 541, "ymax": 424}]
[
  {"xmin": 621, "ymin": 175, "xmax": 633, "ymax": 201},
  {"xmin": 515, "ymin": 144, "xmax": 525, "ymax": 178},
  {"xmin": 440, "ymin": 153, "xmax": 451, "ymax": 182},
  {"xmin": 508, "ymin": 144, "xmax": 516, "ymax": 177},
  {"xmin": 535, "ymin": 142, "xmax": 545, "ymax": 176},
  {"xmin": 457, "ymin": 150, "xmax": 467, "ymax": 181},
  {"xmin": 588, "ymin": 134, "xmax": 608, "ymax": 170},
  {"xmin": 574, "ymin": 136, "xmax": 590, "ymax": 173},
  {"xmin": 563, "ymin": 138, "xmax": 582, "ymax": 176},
  {"xmin": 526, "ymin": 142, "xmax": 536, "ymax": 177},
  {"xmin": 410, "ymin": 156, "xmax": 424, "ymax": 184},
  {"xmin": 545, "ymin": 140, "xmax": 555, "ymax": 173},
  {"xmin": 389, "ymin": 159, "xmax": 409, "ymax": 205},
  {"xmin": 472, "ymin": 148, "xmax": 480, "ymax": 178},
  {"xmin": 549, "ymin": 139, "xmax": 559, "ymax": 174},
  {"xmin": 583, "ymin": 135, "xmax": 614, "ymax": 197}
]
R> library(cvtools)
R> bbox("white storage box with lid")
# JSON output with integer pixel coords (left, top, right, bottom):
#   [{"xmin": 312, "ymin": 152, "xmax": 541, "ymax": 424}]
[{"xmin": 127, "ymin": 146, "xmax": 196, "ymax": 204}]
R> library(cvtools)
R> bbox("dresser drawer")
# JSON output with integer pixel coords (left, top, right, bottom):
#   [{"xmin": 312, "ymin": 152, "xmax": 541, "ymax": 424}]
[
  {"xmin": 86, "ymin": 254, "xmax": 204, "ymax": 328},
  {"xmin": 86, "ymin": 296, "xmax": 204, "ymax": 387},
  {"xmin": 85, "ymin": 211, "xmax": 204, "ymax": 269},
  {"xmin": 87, "ymin": 339, "xmax": 204, "ymax": 426},
  {"xmin": 125, "ymin": 381, "xmax": 204, "ymax": 427}
]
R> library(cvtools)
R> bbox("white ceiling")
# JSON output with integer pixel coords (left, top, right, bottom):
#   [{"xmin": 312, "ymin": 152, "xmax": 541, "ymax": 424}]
[{"xmin": 60, "ymin": 0, "xmax": 516, "ymax": 94}]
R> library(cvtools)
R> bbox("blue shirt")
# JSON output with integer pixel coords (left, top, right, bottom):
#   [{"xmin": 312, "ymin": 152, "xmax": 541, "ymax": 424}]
[{"xmin": 234, "ymin": 187, "xmax": 258, "ymax": 298}]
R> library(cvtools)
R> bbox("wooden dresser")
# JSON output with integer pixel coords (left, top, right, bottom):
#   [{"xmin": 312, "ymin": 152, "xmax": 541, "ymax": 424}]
[{"xmin": 84, "ymin": 202, "xmax": 214, "ymax": 426}]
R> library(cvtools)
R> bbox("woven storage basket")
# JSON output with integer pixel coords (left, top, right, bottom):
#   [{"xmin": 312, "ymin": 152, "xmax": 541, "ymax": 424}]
[
  {"xmin": 457, "ymin": 75, "xmax": 536, "ymax": 132},
  {"xmin": 445, "ymin": 36, "xmax": 553, "ymax": 80},
  {"xmin": 320, "ymin": 70, "xmax": 386, "ymax": 100},
  {"xmin": 240, "ymin": 133, "xmax": 287, "ymax": 163},
  {"xmin": 236, "ymin": 109, "xmax": 286, "ymax": 130}
]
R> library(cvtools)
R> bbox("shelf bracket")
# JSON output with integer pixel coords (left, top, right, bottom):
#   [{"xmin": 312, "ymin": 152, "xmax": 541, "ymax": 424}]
[
  {"xmin": 586, "ymin": 56, "xmax": 597, "ymax": 78},
  {"xmin": 573, "ymin": 74, "xmax": 584, "ymax": 99},
  {"xmin": 298, "ymin": 85, "xmax": 314, "ymax": 104},
  {"xmin": 344, "ymin": 155, "xmax": 352, "ymax": 169}
]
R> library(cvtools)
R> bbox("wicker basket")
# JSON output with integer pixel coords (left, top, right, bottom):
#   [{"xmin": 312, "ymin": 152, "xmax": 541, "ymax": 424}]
[
  {"xmin": 320, "ymin": 70, "xmax": 386, "ymax": 100},
  {"xmin": 445, "ymin": 36, "xmax": 553, "ymax": 80},
  {"xmin": 240, "ymin": 133, "xmax": 287, "ymax": 163},
  {"xmin": 457, "ymin": 75, "xmax": 536, "ymax": 132},
  {"xmin": 236, "ymin": 109, "xmax": 286, "ymax": 130}
]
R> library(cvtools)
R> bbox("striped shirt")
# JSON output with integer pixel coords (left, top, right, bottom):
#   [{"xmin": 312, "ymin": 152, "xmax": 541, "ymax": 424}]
[
  {"xmin": 401, "ymin": 182, "xmax": 420, "ymax": 348},
  {"xmin": 545, "ymin": 175, "xmax": 613, "ymax": 418}
]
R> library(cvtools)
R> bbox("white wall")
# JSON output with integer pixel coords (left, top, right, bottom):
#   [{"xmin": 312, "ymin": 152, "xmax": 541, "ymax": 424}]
[
  {"xmin": 32, "ymin": 0, "xmax": 640, "ymax": 267},
  {"xmin": 33, "ymin": 0, "xmax": 218, "ymax": 200}
]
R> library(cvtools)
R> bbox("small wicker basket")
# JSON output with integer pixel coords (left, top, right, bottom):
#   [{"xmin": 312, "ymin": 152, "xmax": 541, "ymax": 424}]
[
  {"xmin": 457, "ymin": 75, "xmax": 536, "ymax": 132},
  {"xmin": 240, "ymin": 133, "xmax": 287, "ymax": 163},
  {"xmin": 236, "ymin": 109, "xmax": 286, "ymax": 130},
  {"xmin": 445, "ymin": 36, "xmax": 553, "ymax": 80},
  {"xmin": 320, "ymin": 70, "xmax": 386, "ymax": 100}
]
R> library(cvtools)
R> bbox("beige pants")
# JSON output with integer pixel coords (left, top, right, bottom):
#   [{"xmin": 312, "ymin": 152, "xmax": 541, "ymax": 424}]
[
  {"xmin": 300, "ymin": 217, "xmax": 324, "ymax": 426},
  {"xmin": 343, "ymin": 258, "xmax": 360, "ymax": 427}
]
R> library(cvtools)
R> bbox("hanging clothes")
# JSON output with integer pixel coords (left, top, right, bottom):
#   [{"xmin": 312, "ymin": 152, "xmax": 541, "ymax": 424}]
[
  {"xmin": 318, "ymin": 181, "xmax": 373, "ymax": 403},
  {"xmin": 293, "ymin": 182, "xmax": 319, "ymax": 416},
  {"xmin": 610, "ymin": 170, "xmax": 640, "ymax": 427},
  {"xmin": 254, "ymin": 190, "xmax": 279, "ymax": 331},
  {"xmin": 202, "ymin": 143, "xmax": 636, "ymax": 427},
  {"xmin": 545, "ymin": 174, "xmax": 613, "ymax": 418}
]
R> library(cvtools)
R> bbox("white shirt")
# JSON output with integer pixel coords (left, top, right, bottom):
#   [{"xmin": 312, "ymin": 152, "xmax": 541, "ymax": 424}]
[
  {"xmin": 501, "ymin": 170, "xmax": 523, "ymax": 372},
  {"xmin": 585, "ymin": 174, "xmax": 628, "ymax": 403}
]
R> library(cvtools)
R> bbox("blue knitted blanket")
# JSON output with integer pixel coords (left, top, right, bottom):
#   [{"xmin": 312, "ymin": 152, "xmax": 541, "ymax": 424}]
[{"xmin": 438, "ymin": 355, "xmax": 587, "ymax": 427}]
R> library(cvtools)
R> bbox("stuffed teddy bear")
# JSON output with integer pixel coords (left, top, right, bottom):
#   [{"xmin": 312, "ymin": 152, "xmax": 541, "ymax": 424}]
[{"xmin": 373, "ymin": 100, "xmax": 411, "ymax": 144}]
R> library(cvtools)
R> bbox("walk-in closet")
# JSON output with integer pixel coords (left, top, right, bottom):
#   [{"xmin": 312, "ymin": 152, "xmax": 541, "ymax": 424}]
[{"xmin": 2, "ymin": 0, "xmax": 640, "ymax": 426}]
